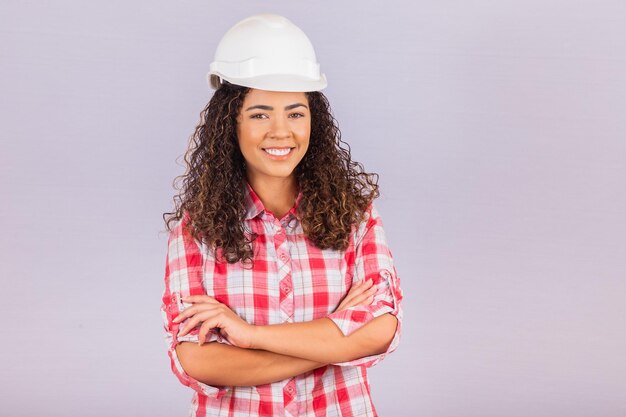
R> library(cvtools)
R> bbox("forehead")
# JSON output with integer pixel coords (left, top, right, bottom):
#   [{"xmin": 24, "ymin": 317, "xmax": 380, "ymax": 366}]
[{"xmin": 243, "ymin": 89, "xmax": 308, "ymax": 106}]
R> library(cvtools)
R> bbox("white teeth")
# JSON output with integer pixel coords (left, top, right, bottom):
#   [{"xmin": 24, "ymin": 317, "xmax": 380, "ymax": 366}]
[{"xmin": 264, "ymin": 148, "xmax": 291, "ymax": 156}]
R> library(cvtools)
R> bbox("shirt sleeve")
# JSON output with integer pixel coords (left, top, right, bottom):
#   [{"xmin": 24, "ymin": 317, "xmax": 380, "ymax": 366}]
[
  {"xmin": 325, "ymin": 202, "xmax": 404, "ymax": 368},
  {"xmin": 160, "ymin": 213, "xmax": 231, "ymax": 399}
]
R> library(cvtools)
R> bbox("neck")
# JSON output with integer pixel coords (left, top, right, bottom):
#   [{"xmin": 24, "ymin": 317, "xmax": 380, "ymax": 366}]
[{"xmin": 247, "ymin": 174, "xmax": 298, "ymax": 220}]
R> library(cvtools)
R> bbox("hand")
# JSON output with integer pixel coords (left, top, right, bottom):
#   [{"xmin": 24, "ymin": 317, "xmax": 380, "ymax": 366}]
[
  {"xmin": 173, "ymin": 295, "xmax": 256, "ymax": 349},
  {"xmin": 334, "ymin": 278, "xmax": 377, "ymax": 313}
]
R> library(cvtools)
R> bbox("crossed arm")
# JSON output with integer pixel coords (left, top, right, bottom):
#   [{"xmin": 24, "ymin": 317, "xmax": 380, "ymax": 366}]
[
  {"xmin": 174, "ymin": 281, "xmax": 398, "ymax": 387},
  {"xmin": 176, "ymin": 314, "xmax": 397, "ymax": 387}
]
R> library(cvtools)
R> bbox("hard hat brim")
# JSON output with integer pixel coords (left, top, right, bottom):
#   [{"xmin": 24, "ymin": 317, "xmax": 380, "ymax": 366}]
[{"xmin": 208, "ymin": 72, "xmax": 327, "ymax": 93}]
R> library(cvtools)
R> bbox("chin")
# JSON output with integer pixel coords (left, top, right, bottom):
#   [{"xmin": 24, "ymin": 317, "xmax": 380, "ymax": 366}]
[{"xmin": 268, "ymin": 169, "xmax": 297, "ymax": 179}]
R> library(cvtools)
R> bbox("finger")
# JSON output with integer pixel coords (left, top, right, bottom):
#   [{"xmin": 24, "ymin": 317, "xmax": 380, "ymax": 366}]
[
  {"xmin": 346, "ymin": 280, "xmax": 371, "ymax": 297},
  {"xmin": 335, "ymin": 279, "xmax": 375, "ymax": 312},
  {"xmin": 353, "ymin": 279, "xmax": 370, "ymax": 289},
  {"xmin": 337, "ymin": 295, "xmax": 356, "ymax": 310},
  {"xmin": 179, "ymin": 313, "xmax": 207, "ymax": 337},
  {"xmin": 344, "ymin": 293, "xmax": 369, "ymax": 309},
  {"xmin": 172, "ymin": 305, "xmax": 203, "ymax": 323},
  {"xmin": 178, "ymin": 307, "xmax": 220, "ymax": 336},
  {"xmin": 337, "ymin": 291, "xmax": 363, "ymax": 311},
  {"xmin": 178, "ymin": 316, "xmax": 199, "ymax": 337},
  {"xmin": 336, "ymin": 295, "xmax": 361, "ymax": 312},
  {"xmin": 183, "ymin": 295, "xmax": 219, "ymax": 304},
  {"xmin": 351, "ymin": 279, "xmax": 372, "ymax": 293},
  {"xmin": 173, "ymin": 308, "xmax": 193, "ymax": 323},
  {"xmin": 173, "ymin": 308, "xmax": 191, "ymax": 323},
  {"xmin": 174, "ymin": 299, "xmax": 222, "ymax": 322},
  {"xmin": 356, "ymin": 279, "xmax": 373, "ymax": 291},
  {"xmin": 197, "ymin": 319, "xmax": 219, "ymax": 346},
  {"xmin": 348, "ymin": 291, "xmax": 371, "ymax": 307},
  {"xmin": 346, "ymin": 286, "xmax": 378, "ymax": 308},
  {"xmin": 342, "ymin": 280, "xmax": 373, "ymax": 304},
  {"xmin": 221, "ymin": 329, "xmax": 233, "ymax": 345}
]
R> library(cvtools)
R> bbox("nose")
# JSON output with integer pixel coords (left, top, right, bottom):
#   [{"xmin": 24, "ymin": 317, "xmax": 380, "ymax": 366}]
[{"xmin": 268, "ymin": 114, "xmax": 291, "ymax": 139}]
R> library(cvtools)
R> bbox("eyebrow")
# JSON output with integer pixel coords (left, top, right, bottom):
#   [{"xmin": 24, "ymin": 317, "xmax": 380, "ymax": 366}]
[{"xmin": 245, "ymin": 103, "xmax": 308, "ymax": 111}]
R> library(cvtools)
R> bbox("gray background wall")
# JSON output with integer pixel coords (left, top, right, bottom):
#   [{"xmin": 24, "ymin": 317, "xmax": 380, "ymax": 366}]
[{"xmin": 1, "ymin": 1, "xmax": 625, "ymax": 416}]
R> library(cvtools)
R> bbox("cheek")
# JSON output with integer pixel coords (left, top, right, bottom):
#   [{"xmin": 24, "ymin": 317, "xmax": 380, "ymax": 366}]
[
  {"xmin": 295, "ymin": 122, "xmax": 311, "ymax": 143},
  {"xmin": 237, "ymin": 126, "xmax": 257, "ymax": 150}
]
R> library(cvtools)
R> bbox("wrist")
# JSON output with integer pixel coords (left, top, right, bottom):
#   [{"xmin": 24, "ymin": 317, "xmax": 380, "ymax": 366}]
[{"xmin": 249, "ymin": 323, "xmax": 265, "ymax": 350}]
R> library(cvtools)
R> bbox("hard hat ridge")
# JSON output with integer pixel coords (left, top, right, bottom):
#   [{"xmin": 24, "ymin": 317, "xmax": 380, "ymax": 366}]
[{"xmin": 208, "ymin": 14, "xmax": 327, "ymax": 92}]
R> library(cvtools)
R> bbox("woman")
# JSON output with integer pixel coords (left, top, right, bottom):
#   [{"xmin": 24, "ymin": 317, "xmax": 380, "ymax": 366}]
[{"xmin": 161, "ymin": 14, "xmax": 403, "ymax": 417}]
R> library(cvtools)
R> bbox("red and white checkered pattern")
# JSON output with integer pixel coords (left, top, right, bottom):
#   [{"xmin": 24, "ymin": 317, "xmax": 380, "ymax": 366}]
[{"xmin": 161, "ymin": 182, "xmax": 403, "ymax": 417}]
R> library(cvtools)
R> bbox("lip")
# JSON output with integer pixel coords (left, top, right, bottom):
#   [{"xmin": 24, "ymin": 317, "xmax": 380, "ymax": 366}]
[{"xmin": 262, "ymin": 147, "xmax": 295, "ymax": 161}]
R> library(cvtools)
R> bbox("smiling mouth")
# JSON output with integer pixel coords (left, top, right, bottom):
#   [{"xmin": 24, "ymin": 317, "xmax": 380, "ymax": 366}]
[{"xmin": 262, "ymin": 147, "xmax": 295, "ymax": 156}]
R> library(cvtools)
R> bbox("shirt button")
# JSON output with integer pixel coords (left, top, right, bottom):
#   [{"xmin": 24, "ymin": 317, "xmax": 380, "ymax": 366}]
[
  {"xmin": 282, "ymin": 286, "xmax": 290, "ymax": 294},
  {"xmin": 287, "ymin": 386, "xmax": 294, "ymax": 393},
  {"xmin": 280, "ymin": 253, "xmax": 287, "ymax": 261}
]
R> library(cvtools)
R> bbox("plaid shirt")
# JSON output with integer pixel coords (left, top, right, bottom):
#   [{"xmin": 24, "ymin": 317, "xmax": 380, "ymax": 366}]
[{"xmin": 161, "ymin": 182, "xmax": 403, "ymax": 417}]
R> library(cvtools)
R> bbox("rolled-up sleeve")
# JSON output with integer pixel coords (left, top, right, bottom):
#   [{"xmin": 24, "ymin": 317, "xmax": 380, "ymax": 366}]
[
  {"xmin": 326, "ymin": 202, "xmax": 404, "ymax": 368},
  {"xmin": 160, "ymin": 214, "xmax": 231, "ymax": 399}
]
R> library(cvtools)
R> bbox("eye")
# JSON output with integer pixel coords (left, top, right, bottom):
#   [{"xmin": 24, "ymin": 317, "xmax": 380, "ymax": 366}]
[
  {"xmin": 289, "ymin": 112, "xmax": 305, "ymax": 119},
  {"xmin": 250, "ymin": 113, "xmax": 268, "ymax": 120}
]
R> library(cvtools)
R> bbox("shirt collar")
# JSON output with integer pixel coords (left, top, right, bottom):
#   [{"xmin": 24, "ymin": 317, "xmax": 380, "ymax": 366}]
[{"xmin": 244, "ymin": 181, "xmax": 303, "ymax": 221}]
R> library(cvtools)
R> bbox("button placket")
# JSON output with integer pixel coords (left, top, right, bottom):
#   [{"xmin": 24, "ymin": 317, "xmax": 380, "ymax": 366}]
[
  {"xmin": 277, "ymin": 227, "xmax": 293, "ymax": 320},
  {"xmin": 283, "ymin": 379, "xmax": 297, "ymax": 406}
]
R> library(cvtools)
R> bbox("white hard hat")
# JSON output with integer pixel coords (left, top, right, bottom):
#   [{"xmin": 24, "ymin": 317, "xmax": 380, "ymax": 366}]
[{"xmin": 208, "ymin": 14, "xmax": 327, "ymax": 92}]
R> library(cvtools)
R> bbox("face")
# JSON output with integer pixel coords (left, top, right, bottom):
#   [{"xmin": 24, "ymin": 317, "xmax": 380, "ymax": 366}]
[{"xmin": 236, "ymin": 89, "xmax": 311, "ymax": 184}]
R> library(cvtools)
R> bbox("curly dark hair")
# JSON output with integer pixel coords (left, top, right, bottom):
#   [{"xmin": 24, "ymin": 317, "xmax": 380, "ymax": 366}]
[{"xmin": 163, "ymin": 81, "xmax": 379, "ymax": 265}]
